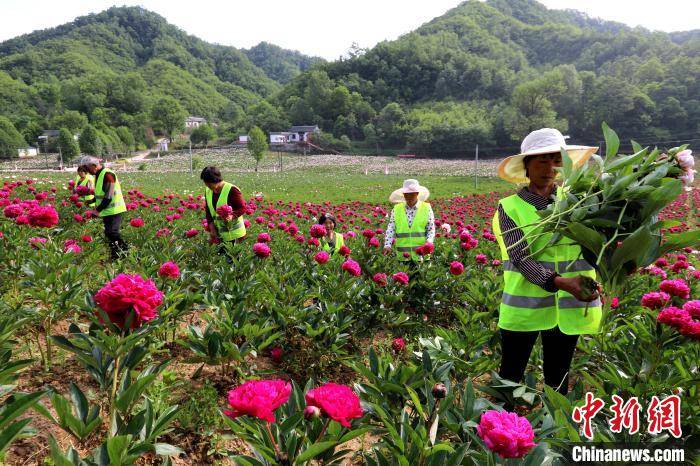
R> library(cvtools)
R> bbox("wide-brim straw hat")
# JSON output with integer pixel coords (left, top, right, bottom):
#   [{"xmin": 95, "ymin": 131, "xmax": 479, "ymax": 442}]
[
  {"xmin": 389, "ymin": 179, "xmax": 430, "ymax": 203},
  {"xmin": 497, "ymin": 128, "xmax": 598, "ymax": 184}
]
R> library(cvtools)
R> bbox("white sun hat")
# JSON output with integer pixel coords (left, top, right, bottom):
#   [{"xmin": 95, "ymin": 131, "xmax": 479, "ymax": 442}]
[
  {"xmin": 389, "ymin": 179, "xmax": 430, "ymax": 203},
  {"xmin": 497, "ymin": 128, "xmax": 598, "ymax": 184}
]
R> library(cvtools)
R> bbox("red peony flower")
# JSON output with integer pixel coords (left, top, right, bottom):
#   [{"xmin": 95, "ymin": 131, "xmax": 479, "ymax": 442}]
[
  {"xmin": 270, "ymin": 347, "xmax": 283, "ymax": 363},
  {"xmin": 224, "ymin": 379, "xmax": 291, "ymax": 423},
  {"xmin": 81, "ymin": 235, "xmax": 93, "ymax": 243},
  {"xmin": 416, "ymin": 242, "xmax": 434, "ymax": 256},
  {"xmin": 373, "ymin": 272, "xmax": 387, "ymax": 286},
  {"xmin": 28, "ymin": 205, "xmax": 59, "ymax": 228},
  {"xmin": 158, "ymin": 261, "xmax": 180, "ymax": 279},
  {"xmin": 682, "ymin": 300, "xmax": 700, "ymax": 318},
  {"xmin": 253, "ymin": 242, "xmax": 271, "ymax": 258},
  {"xmin": 305, "ymin": 383, "xmax": 363, "ymax": 427},
  {"xmin": 94, "ymin": 274, "xmax": 163, "ymax": 329},
  {"xmin": 659, "ymin": 279, "xmax": 690, "ymax": 299},
  {"xmin": 3, "ymin": 204, "xmax": 22, "ymax": 219},
  {"xmin": 257, "ymin": 232, "xmax": 271, "ymax": 243},
  {"xmin": 392, "ymin": 272, "xmax": 409, "ymax": 285},
  {"xmin": 130, "ymin": 217, "xmax": 144, "ymax": 228},
  {"xmin": 449, "ymin": 261, "xmax": 464, "ymax": 276},
  {"xmin": 338, "ymin": 245, "xmax": 351, "ymax": 256},
  {"xmin": 391, "ymin": 337, "xmax": 405, "ymax": 352},
  {"xmin": 185, "ymin": 228, "xmax": 199, "ymax": 238},
  {"xmin": 475, "ymin": 254, "xmax": 488, "ymax": 265},
  {"xmin": 641, "ymin": 291, "xmax": 670, "ymax": 310}
]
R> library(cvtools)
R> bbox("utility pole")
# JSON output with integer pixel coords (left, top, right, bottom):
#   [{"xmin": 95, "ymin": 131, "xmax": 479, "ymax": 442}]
[
  {"xmin": 189, "ymin": 139, "xmax": 193, "ymax": 176},
  {"xmin": 474, "ymin": 144, "xmax": 479, "ymax": 190}
]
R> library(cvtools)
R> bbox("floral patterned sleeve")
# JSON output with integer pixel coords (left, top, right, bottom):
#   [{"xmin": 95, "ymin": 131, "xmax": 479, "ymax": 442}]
[
  {"xmin": 384, "ymin": 210, "xmax": 395, "ymax": 248},
  {"xmin": 426, "ymin": 206, "xmax": 435, "ymax": 243}
]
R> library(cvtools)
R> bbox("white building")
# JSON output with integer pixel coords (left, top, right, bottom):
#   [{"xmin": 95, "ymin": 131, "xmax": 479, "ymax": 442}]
[
  {"xmin": 269, "ymin": 132, "xmax": 293, "ymax": 144},
  {"xmin": 185, "ymin": 116, "xmax": 207, "ymax": 129},
  {"xmin": 238, "ymin": 135, "xmax": 248, "ymax": 144},
  {"xmin": 288, "ymin": 125, "xmax": 320, "ymax": 143},
  {"xmin": 17, "ymin": 147, "xmax": 38, "ymax": 158}
]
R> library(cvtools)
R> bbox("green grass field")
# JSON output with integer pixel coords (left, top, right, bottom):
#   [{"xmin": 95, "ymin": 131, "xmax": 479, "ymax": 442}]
[{"xmin": 5, "ymin": 170, "xmax": 511, "ymax": 203}]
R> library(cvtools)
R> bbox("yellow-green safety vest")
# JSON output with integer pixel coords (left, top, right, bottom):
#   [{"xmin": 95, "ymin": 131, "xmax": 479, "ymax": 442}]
[
  {"xmin": 492, "ymin": 193, "xmax": 602, "ymax": 335},
  {"xmin": 94, "ymin": 168, "xmax": 126, "ymax": 217},
  {"xmin": 393, "ymin": 201, "xmax": 431, "ymax": 261},
  {"xmin": 320, "ymin": 231, "xmax": 345, "ymax": 255},
  {"xmin": 75, "ymin": 174, "xmax": 95, "ymax": 206},
  {"xmin": 205, "ymin": 182, "xmax": 246, "ymax": 242}
]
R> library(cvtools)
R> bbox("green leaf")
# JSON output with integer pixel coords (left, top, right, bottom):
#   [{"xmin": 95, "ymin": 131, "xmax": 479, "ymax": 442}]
[
  {"xmin": 0, "ymin": 418, "xmax": 32, "ymax": 453},
  {"xmin": 659, "ymin": 229, "xmax": 700, "ymax": 257},
  {"xmin": 602, "ymin": 122, "xmax": 619, "ymax": 158},
  {"xmin": 560, "ymin": 148, "xmax": 573, "ymax": 179},
  {"xmin": 154, "ymin": 443, "xmax": 183, "ymax": 457},
  {"xmin": 611, "ymin": 226, "xmax": 654, "ymax": 277},
  {"xmin": 295, "ymin": 440, "xmax": 339, "ymax": 463},
  {"xmin": 115, "ymin": 375, "xmax": 156, "ymax": 413},
  {"xmin": 404, "ymin": 386, "xmax": 424, "ymax": 418},
  {"xmin": 565, "ymin": 223, "xmax": 604, "ymax": 256}
]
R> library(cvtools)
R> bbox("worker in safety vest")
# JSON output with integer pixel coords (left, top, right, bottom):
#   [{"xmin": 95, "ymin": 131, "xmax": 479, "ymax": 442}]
[
  {"xmin": 201, "ymin": 166, "xmax": 247, "ymax": 253},
  {"xmin": 79, "ymin": 156, "xmax": 129, "ymax": 260},
  {"xmin": 318, "ymin": 213, "xmax": 345, "ymax": 255},
  {"xmin": 383, "ymin": 179, "xmax": 435, "ymax": 261},
  {"xmin": 493, "ymin": 128, "xmax": 602, "ymax": 401},
  {"xmin": 73, "ymin": 165, "xmax": 95, "ymax": 207}
]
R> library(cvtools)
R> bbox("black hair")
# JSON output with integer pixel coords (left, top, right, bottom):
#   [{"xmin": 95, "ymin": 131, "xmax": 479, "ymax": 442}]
[
  {"xmin": 77, "ymin": 165, "xmax": 88, "ymax": 174},
  {"xmin": 318, "ymin": 213, "xmax": 336, "ymax": 227},
  {"xmin": 200, "ymin": 166, "xmax": 223, "ymax": 183}
]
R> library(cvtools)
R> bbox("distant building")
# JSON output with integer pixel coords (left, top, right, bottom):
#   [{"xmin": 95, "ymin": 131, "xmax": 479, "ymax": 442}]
[
  {"xmin": 270, "ymin": 132, "xmax": 293, "ymax": 144},
  {"xmin": 288, "ymin": 125, "xmax": 320, "ymax": 143},
  {"xmin": 156, "ymin": 138, "xmax": 169, "ymax": 151},
  {"xmin": 17, "ymin": 147, "xmax": 38, "ymax": 158},
  {"xmin": 185, "ymin": 116, "xmax": 207, "ymax": 129},
  {"xmin": 238, "ymin": 135, "xmax": 249, "ymax": 144}
]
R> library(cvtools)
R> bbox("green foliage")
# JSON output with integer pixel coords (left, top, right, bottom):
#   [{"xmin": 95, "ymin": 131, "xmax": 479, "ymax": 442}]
[
  {"xmin": 248, "ymin": 126, "xmax": 268, "ymax": 172},
  {"xmin": 150, "ymin": 96, "xmax": 186, "ymax": 140},
  {"xmin": 190, "ymin": 123, "xmax": 216, "ymax": 147},
  {"xmin": 58, "ymin": 127, "xmax": 80, "ymax": 160},
  {"xmin": 244, "ymin": 41, "xmax": 324, "ymax": 84},
  {"xmin": 0, "ymin": 116, "xmax": 26, "ymax": 158},
  {"xmin": 78, "ymin": 124, "xmax": 102, "ymax": 156}
]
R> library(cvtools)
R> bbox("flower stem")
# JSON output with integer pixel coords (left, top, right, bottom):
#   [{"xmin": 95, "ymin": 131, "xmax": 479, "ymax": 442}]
[{"xmin": 109, "ymin": 355, "xmax": 121, "ymax": 437}]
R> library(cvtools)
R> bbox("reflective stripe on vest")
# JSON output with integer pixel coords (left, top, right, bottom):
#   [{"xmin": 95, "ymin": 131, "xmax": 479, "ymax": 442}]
[
  {"xmin": 94, "ymin": 168, "xmax": 126, "ymax": 217},
  {"xmin": 321, "ymin": 231, "xmax": 344, "ymax": 254},
  {"xmin": 493, "ymin": 193, "xmax": 602, "ymax": 335},
  {"xmin": 393, "ymin": 201, "xmax": 430, "ymax": 261},
  {"xmin": 205, "ymin": 182, "xmax": 246, "ymax": 242}
]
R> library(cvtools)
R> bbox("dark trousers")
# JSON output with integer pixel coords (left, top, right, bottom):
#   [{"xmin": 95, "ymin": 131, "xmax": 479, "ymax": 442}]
[
  {"xmin": 498, "ymin": 327, "xmax": 579, "ymax": 396},
  {"xmin": 103, "ymin": 213, "xmax": 128, "ymax": 260}
]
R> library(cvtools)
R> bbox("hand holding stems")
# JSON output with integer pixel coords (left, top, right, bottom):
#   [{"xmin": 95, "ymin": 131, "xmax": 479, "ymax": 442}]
[{"xmin": 554, "ymin": 275, "xmax": 601, "ymax": 302}]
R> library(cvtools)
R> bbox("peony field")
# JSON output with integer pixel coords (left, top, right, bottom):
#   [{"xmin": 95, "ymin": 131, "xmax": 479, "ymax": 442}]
[{"xmin": 1, "ymin": 143, "xmax": 699, "ymax": 466}]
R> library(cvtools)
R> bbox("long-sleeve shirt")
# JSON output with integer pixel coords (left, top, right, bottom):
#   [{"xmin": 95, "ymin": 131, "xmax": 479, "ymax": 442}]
[
  {"xmin": 497, "ymin": 186, "xmax": 561, "ymax": 292},
  {"xmin": 384, "ymin": 202, "xmax": 435, "ymax": 248},
  {"xmin": 95, "ymin": 168, "xmax": 116, "ymax": 213},
  {"xmin": 205, "ymin": 185, "xmax": 246, "ymax": 226}
]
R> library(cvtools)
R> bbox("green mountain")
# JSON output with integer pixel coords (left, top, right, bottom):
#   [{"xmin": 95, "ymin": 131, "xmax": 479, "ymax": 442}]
[
  {"xmin": 275, "ymin": 0, "xmax": 700, "ymax": 155},
  {"xmin": 244, "ymin": 42, "xmax": 324, "ymax": 84}
]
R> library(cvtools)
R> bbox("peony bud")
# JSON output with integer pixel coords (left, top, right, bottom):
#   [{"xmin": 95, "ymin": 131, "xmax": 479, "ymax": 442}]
[
  {"xmin": 432, "ymin": 383, "xmax": 447, "ymax": 399},
  {"xmin": 303, "ymin": 405, "xmax": 321, "ymax": 421}
]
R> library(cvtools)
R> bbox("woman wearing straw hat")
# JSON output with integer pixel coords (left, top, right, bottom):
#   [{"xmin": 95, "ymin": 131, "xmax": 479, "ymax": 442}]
[
  {"xmin": 383, "ymin": 179, "xmax": 435, "ymax": 261},
  {"xmin": 492, "ymin": 128, "xmax": 602, "ymax": 400}
]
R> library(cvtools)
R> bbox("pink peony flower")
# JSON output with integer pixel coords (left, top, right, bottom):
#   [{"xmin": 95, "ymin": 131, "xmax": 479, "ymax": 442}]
[
  {"xmin": 310, "ymin": 224, "xmax": 327, "ymax": 238},
  {"xmin": 28, "ymin": 205, "xmax": 59, "ymax": 228},
  {"xmin": 373, "ymin": 273, "xmax": 387, "ymax": 286},
  {"xmin": 224, "ymin": 379, "xmax": 291, "ymax": 423},
  {"xmin": 94, "ymin": 274, "xmax": 163, "ymax": 328},
  {"xmin": 477, "ymin": 410, "xmax": 537, "ymax": 459},
  {"xmin": 185, "ymin": 228, "xmax": 199, "ymax": 238},
  {"xmin": 3, "ymin": 204, "xmax": 23, "ymax": 219},
  {"xmin": 130, "ymin": 217, "xmax": 144, "ymax": 228},
  {"xmin": 29, "ymin": 237, "xmax": 47, "ymax": 248},
  {"xmin": 216, "ymin": 204, "xmax": 233, "ymax": 219},
  {"xmin": 679, "ymin": 319, "xmax": 700, "ymax": 340},
  {"xmin": 659, "ymin": 279, "xmax": 691, "ymax": 299},
  {"xmin": 253, "ymin": 242, "xmax": 271, "ymax": 258},
  {"xmin": 449, "ymin": 261, "xmax": 464, "ymax": 276},
  {"xmin": 610, "ymin": 297, "xmax": 620, "ymax": 309},
  {"xmin": 475, "ymin": 254, "xmax": 488, "ymax": 265},
  {"xmin": 392, "ymin": 272, "xmax": 409, "ymax": 285},
  {"xmin": 369, "ymin": 237, "xmax": 380, "ymax": 248},
  {"xmin": 314, "ymin": 250, "xmax": 330, "ymax": 264},
  {"xmin": 339, "ymin": 245, "xmax": 351, "ymax": 257},
  {"xmin": 641, "ymin": 291, "xmax": 671, "ymax": 310},
  {"xmin": 158, "ymin": 261, "xmax": 180, "ymax": 279},
  {"xmin": 657, "ymin": 307, "xmax": 692, "ymax": 329},
  {"xmin": 341, "ymin": 259, "xmax": 361, "ymax": 276},
  {"xmin": 682, "ymin": 300, "xmax": 700, "ymax": 318},
  {"xmin": 416, "ymin": 242, "xmax": 434, "ymax": 256},
  {"xmin": 257, "ymin": 232, "xmax": 271, "ymax": 243},
  {"xmin": 676, "ymin": 149, "xmax": 694, "ymax": 170},
  {"xmin": 305, "ymin": 383, "xmax": 363, "ymax": 427}
]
